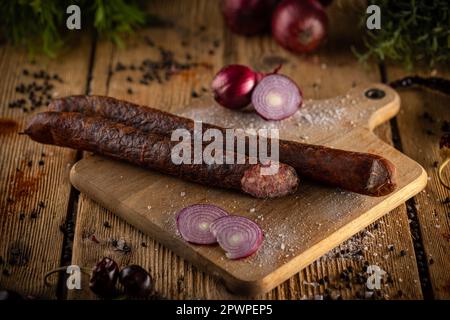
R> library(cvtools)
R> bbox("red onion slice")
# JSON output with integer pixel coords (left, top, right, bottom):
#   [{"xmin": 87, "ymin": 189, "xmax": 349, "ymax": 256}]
[
  {"xmin": 176, "ymin": 204, "xmax": 229, "ymax": 244},
  {"xmin": 210, "ymin": 215, "xmax": 263, "ymax": 259},
  {"xmin": 251, "ymin": 74, "xmax": 302, "ymax": 120}
]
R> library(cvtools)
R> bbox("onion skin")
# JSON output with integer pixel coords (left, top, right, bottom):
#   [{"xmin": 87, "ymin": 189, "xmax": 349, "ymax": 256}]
[
  {"xmin": 211, "ymin": 64, "xmax": 259, "ymax": 109},
  {"xmin": 318, "ymin": 0, "xmax": 332, "ymax": 6},
  {"xmin": 221, "ymin": 0, "xmax": 280, "ymax": 36},
  {"xmin": 272, "ymin": 0, "xmax": 329, "ymax": 54}
]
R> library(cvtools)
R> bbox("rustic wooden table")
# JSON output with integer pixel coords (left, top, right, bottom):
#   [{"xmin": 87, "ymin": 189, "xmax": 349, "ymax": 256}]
[{"xmin": 0, "ymin": 0, "xmax": 448, "ymax": 300}]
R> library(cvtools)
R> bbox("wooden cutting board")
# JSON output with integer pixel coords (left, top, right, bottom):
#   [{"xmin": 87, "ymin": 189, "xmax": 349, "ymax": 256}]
[{"xmin": 69, "ymin": 83, "xmax": 427, "ymax": 295}]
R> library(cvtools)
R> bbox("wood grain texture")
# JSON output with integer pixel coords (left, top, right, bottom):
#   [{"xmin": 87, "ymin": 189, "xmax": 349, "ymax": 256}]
[
  {"xmin": 387, "ymin": 67, "xmax": 450, "ymax": 299},
  {"xmin": 68, "ymin": 0, "xmax": 425, "ymax": 299},
  {"xmin": 0, "ymin": 36, "xmax": 92, "ymax": 298}
]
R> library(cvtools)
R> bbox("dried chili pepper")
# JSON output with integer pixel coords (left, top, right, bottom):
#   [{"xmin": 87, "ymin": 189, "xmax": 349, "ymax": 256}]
[{"xmin": 390, "ymin": 76, "xmax": 450, "ymax": 95}]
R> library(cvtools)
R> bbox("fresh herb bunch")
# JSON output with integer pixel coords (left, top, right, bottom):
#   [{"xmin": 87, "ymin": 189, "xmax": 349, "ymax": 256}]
[
  {"xmin": 0, "ymin": 0, "xmax": 146, "ymax": 57},
  {"xmin": 357, "ymin": 0, "xmax": 450, "ymax": 69}
]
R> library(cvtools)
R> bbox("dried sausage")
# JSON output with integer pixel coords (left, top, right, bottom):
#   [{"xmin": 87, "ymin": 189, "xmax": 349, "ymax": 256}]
[
  {"xmin": 25, "ymin": 112, "xmax": 299, "ymax": 199},
  {"xmin": 49, "ymin": 95, "xmax": 397, "ymax": 196}
]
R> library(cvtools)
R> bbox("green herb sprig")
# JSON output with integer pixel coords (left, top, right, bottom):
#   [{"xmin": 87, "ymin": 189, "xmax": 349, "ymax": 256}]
[
  {"xmin": 356, "ymin": 0, "xmax": 450, "ymax": 69},
  {"xmin": 0, "ymin": 0, "xmax": 147, "ymax": 57}
]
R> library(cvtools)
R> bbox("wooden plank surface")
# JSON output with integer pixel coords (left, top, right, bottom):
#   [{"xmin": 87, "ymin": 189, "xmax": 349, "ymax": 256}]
[
  {"xmin": 386, "ymin": 67, "xmax": 450, "ymax": 299},
  {"xmin": 68, "ymin": 0, "xmax": 424, "ymax": 299},
  {"xmin": 0, "ymin": 36, "xmax": 92, "ymax": 298}
]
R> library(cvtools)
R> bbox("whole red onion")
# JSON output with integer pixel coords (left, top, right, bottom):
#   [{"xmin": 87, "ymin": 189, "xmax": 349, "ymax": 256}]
[
  {"xmin": 211, "ymin": 64, "xmax": 262, "ymax": 109},
  {"xmin": 318, "ymin": 0, "xmax": 332, "ymax": 6},
  {"xmin": 221, "ymin": 0, "xmax": 279, "ymax": 36},
  {"xmin": 272, "ymin": 0, "xmax": 328, "ymax": 54}
]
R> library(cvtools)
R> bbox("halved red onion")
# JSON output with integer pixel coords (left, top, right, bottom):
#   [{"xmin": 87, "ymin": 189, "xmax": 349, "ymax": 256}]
[
  {"xmin": 176, "ymin": 204, "xmax": 229, "ymax": 244},
  {"xmin": 210, "ymin": 215, "xmax": 263, "ymax": 259},
  {"xmin": 251, "ymin": 74, "xmax": 302, "ymax": 120},
  {"xmin": 211, "ymin": 64, "xmax": 283, "ymax": 110}
]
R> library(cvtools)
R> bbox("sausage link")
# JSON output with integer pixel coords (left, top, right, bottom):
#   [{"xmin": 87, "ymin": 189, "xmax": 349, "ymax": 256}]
[
  {"xmin": 25, "ymin": 112, "xmax": 299, "ymax": 199},
  {"xmin": 49, "ymin": 95, "xmax": 397, "ymax": 196}
]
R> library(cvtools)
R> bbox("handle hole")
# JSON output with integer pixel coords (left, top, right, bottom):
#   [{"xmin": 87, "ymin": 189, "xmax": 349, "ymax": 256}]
[{"xmin": 365, "ymin": 88, "xmax": 385, "ymax": 99}]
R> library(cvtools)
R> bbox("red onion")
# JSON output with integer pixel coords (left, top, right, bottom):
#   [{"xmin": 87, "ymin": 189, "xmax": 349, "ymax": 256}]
[
  {"xmin": 211, "ymin": 64, "xmax": 283, "ymax": 110},
  {"xmin": 176, "ymin": 204, "xmax": 229, "ymax": 244},
  {"xmin": 211, "ymin": 64, "xmax": 261, "ymax": 109},
  {"xmin": 272, "ymin": 0, "xmax": 328, "ymax": 54},
  {"xmin": 318, "ymin": 0, "xmax": 332, "ymax": 6},
  {"xmin": 210, "ymin": 215, "xmax": 263, "ymax": 259},
  {"xmin": 221, "ymin": 0, "xmax": 280, "ymax": 36},
  {"xmin": 251, "ymin": 74, "xmax": 302, "ymax": 120}
]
